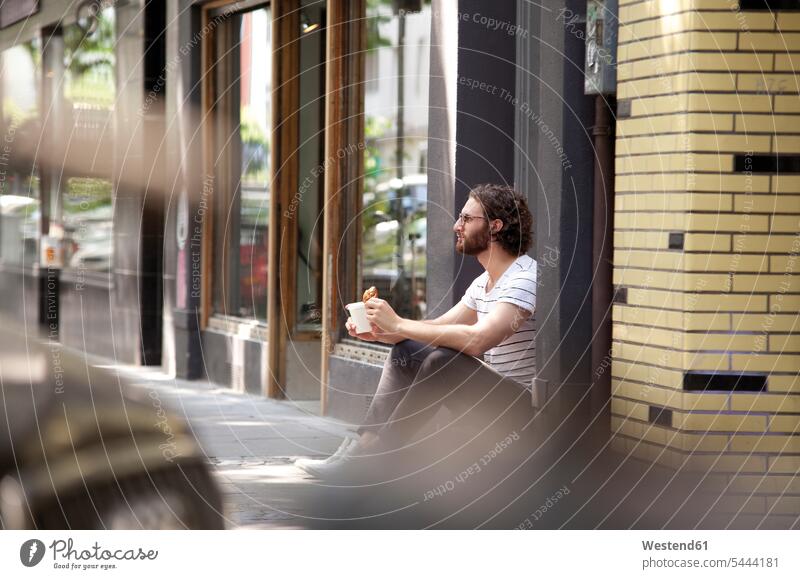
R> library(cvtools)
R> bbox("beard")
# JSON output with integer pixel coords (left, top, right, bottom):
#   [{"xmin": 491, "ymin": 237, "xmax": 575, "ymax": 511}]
[{"xmin": 456, "ymin": 226, "xmax": 490, "ymax": 255}]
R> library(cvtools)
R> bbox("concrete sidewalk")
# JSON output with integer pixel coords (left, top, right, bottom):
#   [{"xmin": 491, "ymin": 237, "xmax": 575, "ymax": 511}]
[
  {"xmin": 101, "ymin": 365, "xmax": 773, "ymax": 530},
  {"xmin": 111, "ymin": 365, "xmax": 357, "ymax": 529}
]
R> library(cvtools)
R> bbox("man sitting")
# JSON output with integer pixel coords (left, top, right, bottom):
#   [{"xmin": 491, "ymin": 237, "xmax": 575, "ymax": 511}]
[{"xmin": 297, "ymin": 184, "xmax": 537, "ymax": 481}]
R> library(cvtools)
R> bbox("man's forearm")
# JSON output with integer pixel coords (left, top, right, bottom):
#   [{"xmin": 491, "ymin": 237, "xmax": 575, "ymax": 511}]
[
  {"xmin": 396, "ymin": 318, "xmax": 483, "ymax": 356},
  {"xmin": 370, "ymin": 318, "xmax": 439, "ymax": 345}
]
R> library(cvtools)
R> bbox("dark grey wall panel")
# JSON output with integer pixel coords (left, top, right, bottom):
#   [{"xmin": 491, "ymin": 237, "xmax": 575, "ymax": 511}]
[
  {"xmin": 515, "ymin": 0, "xmax": 594, "ymax": 391},
  {"xmin": 327, "ymin": 357, "xmax": 384, "ymax": 425},
  {"xmin": 201, "ymin": 328, "xmax": 267, "ymax": 396},
  {"xmin": 452, "ymin": 0, "xmax": 518, "ymax": 300}
]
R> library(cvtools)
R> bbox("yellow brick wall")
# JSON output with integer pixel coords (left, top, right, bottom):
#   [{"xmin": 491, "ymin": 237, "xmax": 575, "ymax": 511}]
[{"xmin": 612, "ymin": 0, "xmax": 800, "ymax": 519}]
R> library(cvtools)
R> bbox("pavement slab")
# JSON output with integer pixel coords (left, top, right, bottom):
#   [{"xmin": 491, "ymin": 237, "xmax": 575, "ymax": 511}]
[{"xmin": 113, "ymin": 364, "xmax": 356, "ymax": 529}]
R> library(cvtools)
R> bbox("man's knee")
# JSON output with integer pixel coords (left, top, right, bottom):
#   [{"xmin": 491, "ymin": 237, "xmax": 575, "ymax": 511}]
[
  {"xmin": 417, "ymin": 347, "xmax": 477, "ymax": 383},
  {"xmin": 386, "ymin": 339, "xmax": 430, "ymax": 371},
  {"xmin": 388, "ymin": 339, "xmax": 415, "ymax": 364}
]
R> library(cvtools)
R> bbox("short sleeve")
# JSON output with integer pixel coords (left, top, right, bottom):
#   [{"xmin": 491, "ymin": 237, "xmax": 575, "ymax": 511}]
[
  {"xmin": 496, "ymin": 271, "xmax": 537, "ymax": 314},
  {"xmin": 460, "ymin": 275, "xmax": 484, "ymax": 311}
]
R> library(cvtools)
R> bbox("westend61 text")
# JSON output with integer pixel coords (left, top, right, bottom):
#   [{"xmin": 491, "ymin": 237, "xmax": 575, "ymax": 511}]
[{"xmin": 642, "ymin": 540, "xmax": 708, "ymax": 551}]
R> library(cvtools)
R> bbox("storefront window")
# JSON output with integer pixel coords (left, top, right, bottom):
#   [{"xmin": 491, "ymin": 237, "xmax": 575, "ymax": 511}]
[
  {"xmin": 362, "ymin": 0, "xmax": 430, "ymax": 320},
  {"xmin": 60, "ymin": 7, "xmax": 116, "ymax": 273},
  {"xmin": 295, "ymin": 2, "xmax": 325, "ymax": 331},
  {"xmin": 210, "ymin": 5, "xmax": 271, "ymax": 322},
  {"xmin": 0, "ymin": 39, "xmax": 42, "ymax": 267}
]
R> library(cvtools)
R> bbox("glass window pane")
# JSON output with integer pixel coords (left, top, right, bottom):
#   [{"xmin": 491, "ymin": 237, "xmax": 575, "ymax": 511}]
[
  {"xmin": 295, "ymin": 4, "xmax": 325, "ymax": 331},
  {"xmin": 212, "ymin": 7, "xmax": 271, "ymax": 322},
  {"xmin": 63, "ymin": 177, "xmax": 113, "ymax": 271},
  {"xmin": 362, "ymin": 1, "xmax": 430, "ymax": 320},
  {"xmin": 0, "ymin": 40, "xmax": 42, "ymax": 267},
  {"xmin": 61, "ymin": 7, "xmax": 116, "ymax": 273}
]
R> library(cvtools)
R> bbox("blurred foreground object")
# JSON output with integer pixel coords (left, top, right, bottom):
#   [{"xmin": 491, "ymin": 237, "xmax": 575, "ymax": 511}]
[{"xmin": 0, "ymin": 326, "xmax": 223, "ymax": 529}]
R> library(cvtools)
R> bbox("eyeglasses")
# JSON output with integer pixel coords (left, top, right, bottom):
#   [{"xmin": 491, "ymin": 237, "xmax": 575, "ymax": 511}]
[{"xmin": 455, "ymin": 213, "xmax": 489, "ymax": 225}]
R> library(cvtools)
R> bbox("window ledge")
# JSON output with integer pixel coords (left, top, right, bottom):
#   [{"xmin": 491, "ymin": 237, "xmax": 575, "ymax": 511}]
[
  {"xmin": 332, "ymin": 339, "xmax": 390, "ymax": 367},
  {"xmin": 207, "ymin": 315, "xmax": 269, "ymax": 341}
]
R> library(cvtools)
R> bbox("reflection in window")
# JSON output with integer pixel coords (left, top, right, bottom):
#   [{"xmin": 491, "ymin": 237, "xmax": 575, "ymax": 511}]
[
  {"xmin": 63, "ymin": 178, "xmax": 113, "ymax": 271},
  {"xmin": 0, "ymin": 40, "xmax": 42, "ymax": 267},
  {"xmin": 295, "ymin": 3, "xmax": 325, "ymax": 331},
  {"xmin": 211, "ymin": 7, "xmax": 271, "ymax": 322},
  {"xmin": 362, "ymin": 1, "xmax": 430, "ymax": 320},
  {"xmin": 60, "ymin": 6, "xmax": 116, "ymax": 273}
]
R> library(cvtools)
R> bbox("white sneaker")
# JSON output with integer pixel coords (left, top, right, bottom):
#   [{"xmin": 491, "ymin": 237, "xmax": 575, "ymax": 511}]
[{"xmin": 295, "ymin": 438, "xmax": 357, "ymax": 474}]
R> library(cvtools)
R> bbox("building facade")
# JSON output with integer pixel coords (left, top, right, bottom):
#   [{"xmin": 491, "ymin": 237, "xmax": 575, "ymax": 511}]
[
  {"xmin": 1, "ymin": 0, "xmax": 797, "ymax": 524},
  {"xmin": 0, "ymin": 0, "xmax": 592, "ymax": 411},
  {"xmin": 0, "ymin": 0, "xmax": 164, "ymax": 364},
  {"xmin": 611, "ymin": 0, "xmax": 800, "ymax": 523}
]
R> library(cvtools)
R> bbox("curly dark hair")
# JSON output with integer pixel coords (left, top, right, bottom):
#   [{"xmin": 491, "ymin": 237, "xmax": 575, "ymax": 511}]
[{"xmin": 468, "ymin": 184, "xmax": 533, "ymax": 256}]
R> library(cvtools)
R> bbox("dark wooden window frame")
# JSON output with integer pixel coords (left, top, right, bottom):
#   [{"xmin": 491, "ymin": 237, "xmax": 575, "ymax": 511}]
[
  {"xmin": 319, "ymin": 0, "xmax": 366, "ymax": 412},
  {"xmin": 201, "ymin": 0, "xmax": 365, "ymax": 402}
]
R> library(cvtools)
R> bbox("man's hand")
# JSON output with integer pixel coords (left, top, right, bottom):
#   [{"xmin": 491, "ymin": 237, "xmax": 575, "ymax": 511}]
[
  {"xmin": 345, "ymin": 316, "xmax": 404, "ymax": 345},
  {"xmin": 365, "ymin": 298, "xmax": 402, "ymax": 334},
  {"xmin": 345, "ymin": 317, "xmax": 378, "ymax": 341}
]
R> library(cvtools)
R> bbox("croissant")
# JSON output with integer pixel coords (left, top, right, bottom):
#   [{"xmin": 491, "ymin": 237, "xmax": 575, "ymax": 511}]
[{"xmin": 362, "ymin": 286, "xmax": 378, "ymax": 302}]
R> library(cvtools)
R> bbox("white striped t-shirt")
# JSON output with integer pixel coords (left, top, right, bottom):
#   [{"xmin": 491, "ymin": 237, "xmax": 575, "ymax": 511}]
[{"xmin": 461, "ymin": 254, "xmax": 537, "ymax": 387}]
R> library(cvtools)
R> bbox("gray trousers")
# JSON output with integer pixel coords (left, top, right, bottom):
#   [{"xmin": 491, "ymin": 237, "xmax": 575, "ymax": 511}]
[{"xmin": 359, "ymin": 340, "xmax": 534, "ymax": 450}]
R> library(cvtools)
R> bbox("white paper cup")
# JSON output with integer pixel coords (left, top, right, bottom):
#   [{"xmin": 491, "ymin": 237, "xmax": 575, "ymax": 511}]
[{"xmin": 346, "ymin": 302, "xmax": 372, "ymax": 334}]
